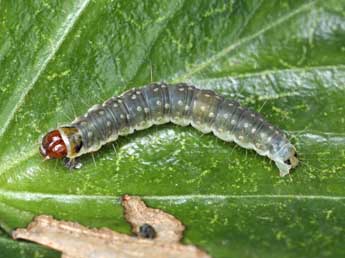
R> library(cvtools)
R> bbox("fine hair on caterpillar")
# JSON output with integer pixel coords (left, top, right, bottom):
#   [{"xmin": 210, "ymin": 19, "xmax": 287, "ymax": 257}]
[{"xmin": 40, "ymin": 83, "xmax": 299, "ymax": 176}]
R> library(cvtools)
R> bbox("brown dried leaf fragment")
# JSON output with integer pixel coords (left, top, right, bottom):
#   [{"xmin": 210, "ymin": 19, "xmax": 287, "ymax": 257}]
[
  {"xmin": 12, "ymin": 196, "xmax": 211, "ymax": 258},
  {"xmin": 122, "ymin": 194, "xmax": 185, "ymax": 243}
]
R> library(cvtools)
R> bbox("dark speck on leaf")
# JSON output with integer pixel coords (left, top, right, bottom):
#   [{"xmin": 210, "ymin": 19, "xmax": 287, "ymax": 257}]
[{"xmin": 139, "ymin": 223, "xmax": 156, "ymax": 239}]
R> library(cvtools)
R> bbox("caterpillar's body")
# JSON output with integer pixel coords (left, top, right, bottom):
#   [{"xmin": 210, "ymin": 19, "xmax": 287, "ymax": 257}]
[{"xmin": 40, "ymin": 83, "xmax": 298, "ymax": 176}]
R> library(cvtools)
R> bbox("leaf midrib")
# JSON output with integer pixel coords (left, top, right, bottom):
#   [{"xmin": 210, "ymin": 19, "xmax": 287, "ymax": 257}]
[{"xmin": 1, "ymin": 190, "xmax": 345, "ymax": 202}]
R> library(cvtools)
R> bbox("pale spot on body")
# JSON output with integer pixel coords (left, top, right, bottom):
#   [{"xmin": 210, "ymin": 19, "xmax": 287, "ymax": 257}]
[
  {"xmin": 153, "ymin": 88, "xmax": 159, "ymax": 92},
  {"xmin": 251, "ymin": 128, "xmax": 256, "ymax": 133},
  {"xmin": 205, "ymin": 94, "xmax": 210, "ymax": 98},
  {"xmin": 244, "ymin": 123, "xmax": 249, "ymax": 128},
  {"xmin": 209, "ymin": 112, "xmax": 215, "ymax": 118},
  {"xmin": 178, "ymin": 100, "xmax": 183, "ymax": 106},
  {"xmin": 156, "ymin": 100, "xmax": 161, "ymax": 106},
  {"xmin": 106, "ymin": 121, "xmax": 111, "ymax": 127},
  {"xmin": 185, "ymin": 105, "xmax": 189, "ymax": 111},
  {"xmin": 165, "ymin": 103, "xmax": 169, "ymax": 109},
  {"xmin": 87, "ymin": 131, "xmax": 93, "ymax": 137},
  {"xmin": 137, "ymin": 106, "xmax": 142, "ymax": 112},
  {"xmin": 113, "ymin": 103, "xmax": 118, "ymax": 107},
  {"xmin": 231, "ymin": 119, "xmax": 236, "ymax": 125},
  {"xmin": 120, "ymin": 114, "xmax": 125, "ymax": 119},
  {"xmin": 179, "ymin": 87, "xmax": 184, "ymax": 91},
  {"xmin": 131, "ymin": 95, "xmax": 136, "ymax": 100},
  {"xmin": 98, "ymin": 110, "xmax": 105, "ymax": 115},
  {"xmin": 144, "ymin": 107, "xmax": 149, "ymax": 113},
  {"xmin": 223, "ymin": 114, "xmax": 228, "ymax": 119},
  {"xmin": 201, "ymin": 106, "xmax": 206, "ymax": 111},
  {"xmin": 238, "ymin": 135, "xmax": 244, "ymax": 140},
  {"xmin": 188, "ymin": 87, "xmax": 193, "ymax": 90}
]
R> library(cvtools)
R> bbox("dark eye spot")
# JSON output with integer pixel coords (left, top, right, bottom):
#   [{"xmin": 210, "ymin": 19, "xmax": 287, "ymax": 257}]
[
  {"xmin": 284, "ymin": 159, "xmax": 291, "ymax": 165},
  {"xmin": 139, "ymin": 223, "xmax": 156, "ymax": 239}
]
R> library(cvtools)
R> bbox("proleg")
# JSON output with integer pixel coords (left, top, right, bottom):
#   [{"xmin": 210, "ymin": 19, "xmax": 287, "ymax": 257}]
[{"xmin": 39, "ymin": 83, "xmax": 298, "ymax": 176}]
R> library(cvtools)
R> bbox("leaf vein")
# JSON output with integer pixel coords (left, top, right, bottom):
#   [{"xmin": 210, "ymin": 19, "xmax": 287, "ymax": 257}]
[
  {"xmin": 198, "ymin": 64, "xmax": 345, "ymax": 82},
  {"xmin": 174, "ymin": 1, "xmax": 317, "ymax": 82}
]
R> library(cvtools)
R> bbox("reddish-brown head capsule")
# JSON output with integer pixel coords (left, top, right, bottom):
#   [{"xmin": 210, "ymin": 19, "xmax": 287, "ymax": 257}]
[{"xmin": 40, "ymin": 130, "xmax": 67, "ymax": 159}]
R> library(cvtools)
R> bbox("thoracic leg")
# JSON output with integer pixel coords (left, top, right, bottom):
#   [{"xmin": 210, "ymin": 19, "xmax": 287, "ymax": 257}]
[{"xmin": 63, "ymin": 157, "xmax": 82, "ymax": 170}]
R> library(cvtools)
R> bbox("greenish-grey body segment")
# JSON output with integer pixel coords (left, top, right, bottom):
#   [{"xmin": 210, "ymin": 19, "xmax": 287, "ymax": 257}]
[{"xmin": 62, "ymin": 83, "xmax": 297, "ymax": 176}]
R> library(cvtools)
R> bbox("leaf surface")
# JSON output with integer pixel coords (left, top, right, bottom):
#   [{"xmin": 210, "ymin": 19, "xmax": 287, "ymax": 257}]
[{"xmin": 0, "ymin": 0, "xmax": 344, "ymax": 257}]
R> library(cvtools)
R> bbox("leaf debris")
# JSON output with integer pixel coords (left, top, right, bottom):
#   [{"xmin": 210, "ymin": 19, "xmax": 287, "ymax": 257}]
[{"xmin": 12, "ymin": 195, "xmax": 210, "ymax": 258}]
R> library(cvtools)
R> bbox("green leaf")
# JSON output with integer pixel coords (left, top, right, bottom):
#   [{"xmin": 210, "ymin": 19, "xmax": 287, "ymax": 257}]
[
  {"xmin": 0, "ymin": 0, "xmax": 345, "ymax": 257},
  {"xmin": 0, "ymin": 228, "xmax": 59, "ymax": 258}
]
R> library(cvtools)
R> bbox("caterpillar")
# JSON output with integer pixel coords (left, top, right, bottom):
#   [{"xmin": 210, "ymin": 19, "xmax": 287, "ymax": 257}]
[{"xmin": 40, "ymin": 83, "xmax": 298, "ymax": 176}]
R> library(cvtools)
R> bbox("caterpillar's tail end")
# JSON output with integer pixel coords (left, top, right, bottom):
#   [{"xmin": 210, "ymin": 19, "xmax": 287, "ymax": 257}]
[
  {"xmin": 276, "ymin": 151, "xmax": 299, "ymax": 177},
  {"xmin": 279, "ymin": 168, "xmax": 290, "ymax": 177},
  {"xmin": 276, "ymin": 162, "xmax": 290, "ymax": 177},
  {"xmin": 273, "ymin": 144, "xmax": 299, "ymax": 177}
]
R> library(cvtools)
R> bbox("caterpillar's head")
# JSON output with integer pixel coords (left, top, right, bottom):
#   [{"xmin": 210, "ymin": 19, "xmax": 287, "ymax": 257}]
[{"xmin": 39, "ymin": 130, "xmax": 67, "ymax": 159}]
